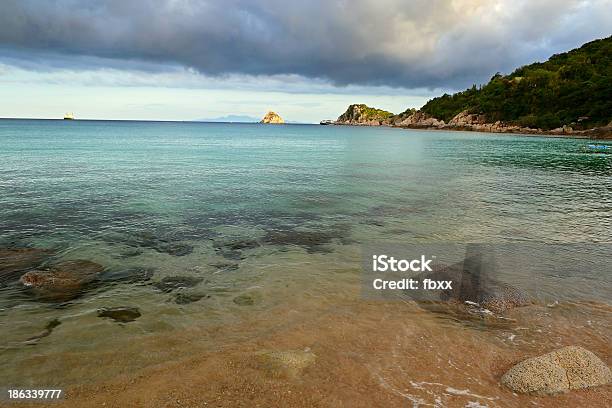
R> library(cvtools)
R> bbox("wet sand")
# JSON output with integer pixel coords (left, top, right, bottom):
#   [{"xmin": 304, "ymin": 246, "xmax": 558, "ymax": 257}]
[{"xmin": 10, "ymin": 290, "xmax": 611, "ymax": 408}]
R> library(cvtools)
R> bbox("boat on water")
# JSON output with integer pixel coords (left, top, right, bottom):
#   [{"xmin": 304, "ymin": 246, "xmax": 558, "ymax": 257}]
[
  {"xmin": 320, "ymin": 120, "xmax": 334, "ymax": 125},
  {"xmin": 63, "ymin": 112, "xmax": 75, "ymax": 120},
  {"xmin": 583, "ymin": 144, "xmax": 610, "ymax": 154}
]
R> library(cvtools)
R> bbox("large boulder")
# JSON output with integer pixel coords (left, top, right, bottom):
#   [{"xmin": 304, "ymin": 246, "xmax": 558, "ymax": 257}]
[
  {"xmin": 501, "ymin": 346, "xmax": 612, "ymax": 395},
  {"xmin": 20, "ymin": 259, "xmax": 104, "ymax": 301}
]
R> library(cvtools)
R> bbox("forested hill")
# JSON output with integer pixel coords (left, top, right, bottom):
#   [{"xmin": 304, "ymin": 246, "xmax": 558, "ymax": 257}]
[{"xmin": 421, "ymin": 36, "xmax": 611, "ymax": 130}]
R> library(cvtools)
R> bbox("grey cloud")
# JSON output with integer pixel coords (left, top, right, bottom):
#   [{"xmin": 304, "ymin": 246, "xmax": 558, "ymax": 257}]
[{"xmin": 0, "ymin": 0, "xmax": 610, "ymax": 89}]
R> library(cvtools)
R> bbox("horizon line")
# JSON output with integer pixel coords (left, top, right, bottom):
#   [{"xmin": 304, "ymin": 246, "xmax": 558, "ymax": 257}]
[{"xmin": 0, "ymin": 117, "xmax": 317, "ymax": 125}]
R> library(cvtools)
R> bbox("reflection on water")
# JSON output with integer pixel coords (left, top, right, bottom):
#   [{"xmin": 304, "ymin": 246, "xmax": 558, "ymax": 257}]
[{"xmin": 0, "ymin": 120, "xmax": 610, "ymax": 405}]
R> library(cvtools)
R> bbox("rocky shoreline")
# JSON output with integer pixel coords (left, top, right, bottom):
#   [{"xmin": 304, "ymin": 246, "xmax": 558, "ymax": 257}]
[{"xmin": 331, "ymin": 104, "xmax": 612, "ymax": 139}]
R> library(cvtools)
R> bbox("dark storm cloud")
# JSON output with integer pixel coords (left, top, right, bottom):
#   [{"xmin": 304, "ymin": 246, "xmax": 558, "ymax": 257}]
[{"xmin": 0, "ymin": 0, "xmax": 610, "ymax": 89}]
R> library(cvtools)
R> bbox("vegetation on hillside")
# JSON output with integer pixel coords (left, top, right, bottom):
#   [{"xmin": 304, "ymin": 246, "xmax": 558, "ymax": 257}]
[
  {"xmin": 359, "ymin": 104, "xmax": 394, "ymax": 120},
  {"xmin": 337, "ymin": 104, "xmax": 394, "ymax": 122},
  {"xmin": 421, "ymin": 36, "xmax": 612, "ymax": 130}
]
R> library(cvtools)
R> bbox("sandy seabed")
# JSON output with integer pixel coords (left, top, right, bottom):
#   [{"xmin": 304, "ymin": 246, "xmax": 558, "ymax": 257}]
[{"xmin": 9, "ymin": 290, "xmax": 611, "ymax": 408}]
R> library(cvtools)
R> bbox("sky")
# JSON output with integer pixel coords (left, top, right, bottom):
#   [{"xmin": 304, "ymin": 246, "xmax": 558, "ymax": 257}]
[{"xmin": 0, "ymin": 0, "xmax": 610, "ymax": 123}]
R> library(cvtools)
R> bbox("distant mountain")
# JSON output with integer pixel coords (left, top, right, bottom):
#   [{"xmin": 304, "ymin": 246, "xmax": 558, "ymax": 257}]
[{"xmin": 198, "ymin": 114, "xmax": 259, "ymax": 123}]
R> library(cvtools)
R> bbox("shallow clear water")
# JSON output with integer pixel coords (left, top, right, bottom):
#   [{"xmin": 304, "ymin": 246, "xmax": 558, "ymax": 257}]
[{"xmin": 0, "ymin": 119, "xmax": 610, "ymax": 390}]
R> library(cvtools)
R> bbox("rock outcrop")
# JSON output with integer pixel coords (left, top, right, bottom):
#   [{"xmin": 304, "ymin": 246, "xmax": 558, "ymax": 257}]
[
  {"xmin": 335, "ymin": 104, "xmax": 394, "ymax": 126},
  {"xmin": 331, "ymin": 104, "xmax": 612, "ymax": 138},
  {"xmin": 260, "ymin": 111, "xmax": 284, "ymax": 124},
  {"xmin": 20, "ymin": 259, "xmax": 104, "ymax": 300},
  {"xmin": 501, "ymin": 346, "xmax": 612, "ymax": 395},
  {"xmin": 393, "ymin": 111, "xmax": 446, "ymax": 128},
  {"xmin": 152, "ymin": 276, "xmax": 203, "ymax": 292}
]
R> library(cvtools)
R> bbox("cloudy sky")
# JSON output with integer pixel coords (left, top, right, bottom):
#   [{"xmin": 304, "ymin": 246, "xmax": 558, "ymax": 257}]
[{"xmin": 0, "ymin": 0, "xmax": 610, "ymax": 122}]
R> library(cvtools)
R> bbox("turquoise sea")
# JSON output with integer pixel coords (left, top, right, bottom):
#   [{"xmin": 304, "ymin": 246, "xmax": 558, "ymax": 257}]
[{"xmin": 0, "ymin": 119, "xmax": 611, "ymax": 394}]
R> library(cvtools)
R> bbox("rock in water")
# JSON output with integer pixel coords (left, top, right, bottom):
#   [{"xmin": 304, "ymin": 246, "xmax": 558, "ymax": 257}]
[
  {"xmin": 156, "ymin": 242, "xmax": 193, "ymax": 256},
  {"xmin": 97, "ymin": 307, "xmax": 141, "ymax": 323},
  {"xmin": 26, "ymin": 318, "xmax": 61, "ymax": 343},
  {"xmin": 446, "ymin": 248, "xmax": 533, "ymax": 313},
  {"xmin": 415, "ymin": 247, "xmax": 533, "ymax": 313},
  {"xmin": 120, "ymin": 231, "xmax": 193, "ymax": 257},
  {"xmin": 98, "ymin": 266, "xmax": 154, "ymax": 285},
  {"xmin": 20, "ymin": 260, "xmax": 104, "ymax": 301},
  {"xmin": 0, "ymin": 247, "xmax": 52, "ymax": 283},
  {"xmin": 260, "ymin": 111, "xmax": 284, "ymax": 124},
  {"xmin": 172, "ymin": 292, "xmax": 209, "ymax": 304},
  {"xmin": 152, "ymin": 276, "xmax": 203, "ymax": 292},
  {"xmin": 501, "ymin": 346, "xmax": 612, "ymax": 395},
  {"xmin": 233, "ymin": 293, "xmax": 255, "ymax": 306}
]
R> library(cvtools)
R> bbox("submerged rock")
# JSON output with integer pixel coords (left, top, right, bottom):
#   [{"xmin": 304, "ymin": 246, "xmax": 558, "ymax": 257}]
[
  {"xmin": 19, "ymin": 260, "xmax": 104, "ymax": 301},
  {"xmin": 413, "ymin": 249, "xmax": 533, "ymax": 314},
  {"xmin": 213, "ymin": 239, "xmax": 260, "ymax": 260},
  {"xmin": 218, "ymin": 239, "xmax": 260, "ymax": 251},
  {"xmin": 501, "ymin": 346, "xmax": 612, "ymax": 395},
  {"xmin": 233, "ymin": 293, "xmax": 256, "ymax": 306},
  {"xmin": 262, "ymin": 227, "xmax": 349, "ymax": 253},
  {"xmin": 152, "ymin": 276, "xmax": 203, "ymax": 292},
  {"xmin": 115, "ymin": 248, "xmax": 143, "ymax": 259},
  {"xmin": 155, "ymin": 242, "xmax": 193, "ymax": 257},
  {"xmin": 0, "ymin": 247, "xmax": 52, "ymax": 283},
  {"xmin": 211, "ymin": 225, "xmax": 351, "ymax": 258},
  {"xmin": 25, "ymin": 318, "xmax": 61, "ymax": 343},
  {"xmin": 97, "ymin": 307, "xmax": 141, "ymax": 323},
  {"xmin": 439, "ymin": 254, "xmax": 533, "ymax": 313},
  {"xmin": 172, "ymin": 292, "xmax": 209, "ymax": 304},
  {"xmin": 98, "ymin": 266, "xmax": 155, "ymax": 285},
  {"xmin": 122, "ymin": 231, "xmax": 193, "ymax": 257}
]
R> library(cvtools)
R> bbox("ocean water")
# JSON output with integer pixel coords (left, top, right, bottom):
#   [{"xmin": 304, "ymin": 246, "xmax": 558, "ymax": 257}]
[{"xmin": 0, "ymin": 119, "xmax": 611, "ymax": 394}]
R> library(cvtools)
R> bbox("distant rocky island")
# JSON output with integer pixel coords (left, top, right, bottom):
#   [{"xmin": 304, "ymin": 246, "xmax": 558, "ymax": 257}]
[
  {"xmin": 260, "ymin": 111, "xmax": 284, "ymax": 124},
  {"xmin": 332, "ymin": 36, "xmax": 612, "ymax": 139}
]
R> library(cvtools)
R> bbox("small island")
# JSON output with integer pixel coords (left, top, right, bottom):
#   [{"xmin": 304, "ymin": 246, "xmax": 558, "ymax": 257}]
[{"xmin": 260, "ymin": 111, "xmax": 284, "ymax": 124}]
